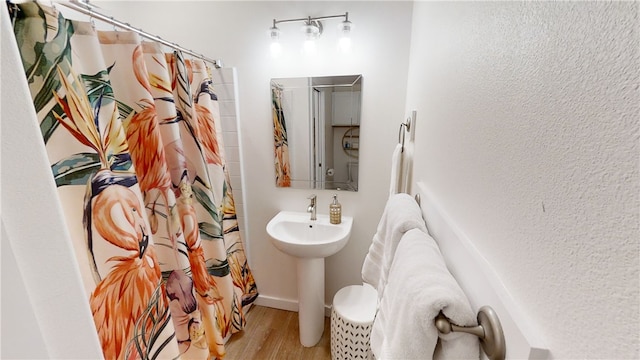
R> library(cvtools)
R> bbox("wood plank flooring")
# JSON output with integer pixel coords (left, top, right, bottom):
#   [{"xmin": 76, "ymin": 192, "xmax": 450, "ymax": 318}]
[{"xmin": 224, "ymin": 305, "xmax": 331, "ymax": 360}]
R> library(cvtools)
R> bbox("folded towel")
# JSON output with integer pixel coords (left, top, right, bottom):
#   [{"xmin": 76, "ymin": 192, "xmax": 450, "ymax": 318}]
[
  {"xmin": 399, "ymin": 141, "xmax": 413, "ymax": 194},
  {"xmin": 361, "ymin": 193, "xmax": 427, "ymax": 300},
  {"xmin": 370, "ymin": 228, "xmax": 479, "ymax": 360},
  {"xmin": 389, "ymin": 143, "xmax": 403, "ymax": 195}
]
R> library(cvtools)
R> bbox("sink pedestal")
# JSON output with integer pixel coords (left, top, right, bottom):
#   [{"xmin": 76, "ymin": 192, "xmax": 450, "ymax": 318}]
[
  {"xmin": 297, "ymin": 257, "xmax": 325, "ymax": 347},
  {"xmin": 266, "ymin": 211, "xmax": 353, "ymax": 347}
]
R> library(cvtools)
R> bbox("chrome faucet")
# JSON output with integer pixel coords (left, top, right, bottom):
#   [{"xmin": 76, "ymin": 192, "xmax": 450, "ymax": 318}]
[{"xmin": 307, "ymin": 194, "xmax": 317, "ymax": 221}]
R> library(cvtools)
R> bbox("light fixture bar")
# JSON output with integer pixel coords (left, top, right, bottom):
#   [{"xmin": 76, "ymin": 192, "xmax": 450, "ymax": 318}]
[
  {"xmin": 273, "ymin": 12, "xmax": 348, "ymax": 26},
  {"xmin": 305, "ymin": 13, "xmax": 348, "ymax": 22},
  {"xmin": 268, "ymin": 11, "xmax": 353, "ymax": 57}
]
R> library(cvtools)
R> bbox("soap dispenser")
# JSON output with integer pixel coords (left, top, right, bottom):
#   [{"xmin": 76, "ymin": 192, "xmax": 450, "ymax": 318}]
[{"xmin": 330, "ymin": 194, "xmax": 342, "ymax": 224}]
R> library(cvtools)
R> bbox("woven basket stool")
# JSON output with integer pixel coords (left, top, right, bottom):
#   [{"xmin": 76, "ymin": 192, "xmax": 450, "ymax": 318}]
[{"xmin": 330, "ymin": 283, "xmax": 377, "ymax": 360}]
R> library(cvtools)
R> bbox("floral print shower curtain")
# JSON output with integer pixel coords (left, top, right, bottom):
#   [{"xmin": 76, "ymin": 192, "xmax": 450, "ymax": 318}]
[
  {"xmin": 271, "ymin": 84, "xmax": 291, "ymax": 187},
  {"xmin": 10, "ymin": 2, "xmax": 257, "ymax": 359}
]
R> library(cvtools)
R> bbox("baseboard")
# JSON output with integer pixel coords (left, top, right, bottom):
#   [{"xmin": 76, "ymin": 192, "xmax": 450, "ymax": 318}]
[
  {"xmin": 255, "ymin": 295, "xmax": 298, "ymax": 312},
  {"xmin": 255, "ymin": 295, "xmax": 332, "ymax": 317}
]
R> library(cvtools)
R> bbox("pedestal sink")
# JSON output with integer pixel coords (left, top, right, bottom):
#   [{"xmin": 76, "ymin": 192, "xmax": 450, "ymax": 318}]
[{"xmin": 266, "ymin": 211, "xmax": 353, "ymax": 347}]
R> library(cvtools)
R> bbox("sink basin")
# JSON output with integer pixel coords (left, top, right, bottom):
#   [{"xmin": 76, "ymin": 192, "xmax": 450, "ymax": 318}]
[
  {"xmin": 266, "ymin": 210, "xmax": 353, "ymax": 347},
  {"xmin": 267, "ymin": 211, "xmax": 353, "ymax": 258}
]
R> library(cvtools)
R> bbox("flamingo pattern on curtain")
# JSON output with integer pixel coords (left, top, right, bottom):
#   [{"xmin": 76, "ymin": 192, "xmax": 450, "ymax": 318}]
[{"xmin": 10, "ymin": 2, "xmax": 258, "ymax": 359}]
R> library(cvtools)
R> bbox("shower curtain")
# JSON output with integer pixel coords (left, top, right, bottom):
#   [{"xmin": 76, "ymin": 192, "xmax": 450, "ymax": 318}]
[
  {"xmin": 10, "ymin": 2, "xmax": 257, "ymax": 359},
  {"xmin": 271, "ymin": 84, "xmax": 291, "ymax": 187}
]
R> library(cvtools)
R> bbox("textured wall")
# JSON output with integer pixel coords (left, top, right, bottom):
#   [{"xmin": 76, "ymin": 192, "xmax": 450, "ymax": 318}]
[{"xmin": 405, "ymin": 1, "xmax": 639, "ymax": 358}]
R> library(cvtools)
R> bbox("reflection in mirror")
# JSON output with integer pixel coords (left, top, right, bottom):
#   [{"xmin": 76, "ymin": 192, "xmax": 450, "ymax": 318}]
[{"xmin": 271, "ymin": 75, "xmax": 361, "ymax": 191}]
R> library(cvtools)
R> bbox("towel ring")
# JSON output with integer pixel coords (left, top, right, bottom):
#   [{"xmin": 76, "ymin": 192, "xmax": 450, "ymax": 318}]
[{"xmin": 435, "ymin": 306, "xmax": 506, "ymax": 360}]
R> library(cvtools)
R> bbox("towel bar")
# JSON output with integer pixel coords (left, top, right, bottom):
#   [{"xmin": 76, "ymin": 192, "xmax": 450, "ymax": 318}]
[
  {"xmin": 397, "ymin": 117, "xmax": 411, "ymax": 152},
  {"xmin": 435, "ymin": 306, "xmax": 506, "ymax": 360}
]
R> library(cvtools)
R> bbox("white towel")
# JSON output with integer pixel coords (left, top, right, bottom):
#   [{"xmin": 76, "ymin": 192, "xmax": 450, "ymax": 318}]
[
  {"xmin": 361, "ymin": 193, "xmax": 427, "ymax": 300},
  {"xmin": 389, "ymin": 143, "xmax": 402, "ymax": 195},
  {"xmin": 399, "ymin": 141, "xmax": 413, "ymax": 194},
  {"xmin": 370, "ymin": 228, "xmax": 479, "ymax": 360}
]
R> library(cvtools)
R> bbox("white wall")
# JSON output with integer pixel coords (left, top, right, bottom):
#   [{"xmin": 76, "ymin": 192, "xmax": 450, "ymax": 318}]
[
  {"xmin": 404, "ymin": 2, "xmax": 639, "ymax": 358},
  {"xmin": 97, "ymin": 1, "xmax": 414, "ymax": 309},
  {"xmin": 1, "ymin": 3, "xmax": 104, "ymax": 357},
  {"xmin": 1, "ymin": 222, "xmax": 48, "ymax": 359}
]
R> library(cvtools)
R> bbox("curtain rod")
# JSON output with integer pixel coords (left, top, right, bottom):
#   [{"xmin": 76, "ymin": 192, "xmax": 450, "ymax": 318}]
[{"xmin": 57, "ymin": 0, "xmax": 223, "ymax": 68}]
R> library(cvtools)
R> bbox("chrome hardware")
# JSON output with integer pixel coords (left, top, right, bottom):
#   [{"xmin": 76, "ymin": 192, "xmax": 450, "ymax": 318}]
[
  {"xmin": 398, "ymin": 116, "xmax": 411, "ymax": 153},
  {"xmin": 307, "ymin": 194, "xmax": 317, "ymax": 221},
  {"xmin": 435, "ymin": 306, "xmax": 506, "ymax": 360}
]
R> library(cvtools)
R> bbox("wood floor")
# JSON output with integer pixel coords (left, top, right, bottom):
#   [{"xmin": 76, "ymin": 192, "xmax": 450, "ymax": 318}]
[{"xmin": 224, "ymin": 305, "xmax": 331, "ymax": 360}]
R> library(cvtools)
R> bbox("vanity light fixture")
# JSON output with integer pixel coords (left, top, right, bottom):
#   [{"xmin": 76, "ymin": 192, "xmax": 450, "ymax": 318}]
[
  {"xmin": 338, "ymin": 13, "xmax": 354, "ymax": 52},
  {"xmin": 269, "ymin": 12, "xmax": 353, "ymax": 56},
  {"xmin": 269, "ymin": 19, "xmax": 283, "ymax": 58}
]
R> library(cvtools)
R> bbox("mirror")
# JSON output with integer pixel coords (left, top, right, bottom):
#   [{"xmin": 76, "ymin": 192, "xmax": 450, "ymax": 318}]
[{"xmin": 271, "ymin": 75, "xmax": 361, "ymax": 191}]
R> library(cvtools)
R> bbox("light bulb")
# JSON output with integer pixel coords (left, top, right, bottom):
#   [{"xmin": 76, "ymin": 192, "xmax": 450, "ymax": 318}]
[
  {"xmin": 269, "ymin": 22, "xmax": 282, "ymax": 58},
  {"xmin": 338, "ymin": 36, "xmax": 351, "ymax": 52},
  {"xmin": 337, "ymin": 18, "xmax": 353, "ymax": 52},
  {"xmin": 303, "ymin": 39, "xmax": 317, "ymax": 55},
  {"xmin": 270, "ymin": 42, "xmax": 282, "ymax": 58}
]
